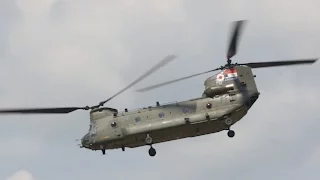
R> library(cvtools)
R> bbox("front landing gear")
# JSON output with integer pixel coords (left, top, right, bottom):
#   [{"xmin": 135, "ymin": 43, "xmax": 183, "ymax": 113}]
[
  {"xmin": 148, "ymin": 146, "xmax": 156, "ymax": 157},
  {"xmin": 227, "ymin": 130, "xmax": 235, "ymax": 138}
]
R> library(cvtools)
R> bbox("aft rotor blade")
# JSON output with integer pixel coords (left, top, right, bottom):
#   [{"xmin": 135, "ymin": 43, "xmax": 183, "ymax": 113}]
[
  {"xmin": 227, "ymin": 20, "xmax": 247, "ymax": 60},
  {"xmin": 135, "ymin": 67, "xmax": 221, "ymax": 92},
  {"xmin": 96, "ymin": 55, "xmax": 177, "ymax": 107},
  {"xmin": 239, "ymin": 58, "xmax": 318, "ymax": 68},
  {"xmin": 0, "ymin": 107, "xmax": 89, "ymax": 114}
]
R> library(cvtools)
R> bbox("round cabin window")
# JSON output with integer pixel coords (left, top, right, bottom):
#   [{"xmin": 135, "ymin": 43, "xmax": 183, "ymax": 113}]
[
  {"xmin": 206, "ymin": 103, "xmax": 212, "ymax": 109},
  {"xmin": 135, "ymin": 117, "xmax": 141, "ymax": 123},
  {"xmin": 158, "ymin": 112, "xmax": 165, "ymax": 118},
  {"xmin": 111, "ymin": 121, "xmax": 117, "ymax": 128}
]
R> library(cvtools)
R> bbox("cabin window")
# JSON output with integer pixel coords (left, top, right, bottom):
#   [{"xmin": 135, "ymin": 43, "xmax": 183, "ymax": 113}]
[
  {"xmin": 135, "ymin": 117, "xmax": 141, "ymax": 123},
  {"xmin": 158, "ymin": 112, "xmax": 165, "ymax": 118},
  {"xmin": 111, "ymin": 121, "xmax": 117, "ymax": 128},
  {"xmin": 182, "ymin": 107, "xmax": 189, "ymax": 114},
  {"xmin": 206, "ymin": 103, "xmax": 212, "ymax": 109}
]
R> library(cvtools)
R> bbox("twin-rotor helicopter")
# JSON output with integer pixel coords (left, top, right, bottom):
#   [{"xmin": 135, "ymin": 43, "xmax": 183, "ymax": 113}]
[{"xmin": 0, "ymin": 21, "xmax": 317, "ymax": 156}]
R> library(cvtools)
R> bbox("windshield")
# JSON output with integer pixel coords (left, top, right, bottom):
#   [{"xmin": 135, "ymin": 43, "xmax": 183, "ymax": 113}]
[
  {"xmin": 82, "ymin": 121, "xmax": 98, "ymax": 147},
  {"xmin": 81, "ymin": 133, "xmax": 90, "ymax": 147},
  {"xmin": 88, "ymin": 121, "xmax": 98, "ymax": 135}
]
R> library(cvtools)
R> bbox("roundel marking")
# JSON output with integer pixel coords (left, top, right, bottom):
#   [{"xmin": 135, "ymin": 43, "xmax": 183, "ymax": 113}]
[
  {"xmin": 216, "ymin": 73, "xmax": 225, "ymax": 85},
  {"xmin": 216, "ymin": 74, "xmax": 224, "ymax": 81}
]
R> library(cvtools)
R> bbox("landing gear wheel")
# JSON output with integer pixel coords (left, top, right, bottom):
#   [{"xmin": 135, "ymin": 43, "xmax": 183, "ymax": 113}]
[
  {"xmin": 145, "ymin": 134, "xmax": 153, "ymax": 145},
  {"xmin": 148, "ymin": 147, "xmax": 156, "ymax": 157},
  {"xmin": 227, "ymin": 130, "xmax": 235, "ymax": 138}
]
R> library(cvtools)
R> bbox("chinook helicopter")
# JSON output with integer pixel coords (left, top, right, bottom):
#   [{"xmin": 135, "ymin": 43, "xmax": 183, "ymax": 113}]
[{"xmin": 0, "ymin": 21, "xmax": 317, "ymax": 157}]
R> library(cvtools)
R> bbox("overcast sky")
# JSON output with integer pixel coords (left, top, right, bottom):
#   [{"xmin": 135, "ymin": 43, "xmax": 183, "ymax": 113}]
[{"xmin": 1, "ymin": 0, "xmax": 320, "ymax": 180}]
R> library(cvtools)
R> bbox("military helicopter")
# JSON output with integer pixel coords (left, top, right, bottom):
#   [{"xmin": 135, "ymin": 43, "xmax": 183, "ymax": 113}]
[{"xmin": 0, "ymin": 21, "xmax": 317, "ymax": 157}]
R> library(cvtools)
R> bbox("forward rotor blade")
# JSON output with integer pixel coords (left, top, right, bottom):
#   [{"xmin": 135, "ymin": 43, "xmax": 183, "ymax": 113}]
[
  {"xmin": 96, "ymin": 55, "xmax": 177, "ymax": 107},
  {"xmin": 0, "ymin": 107, "xmax": 89, "ymax": 114},
  {"xmin": 135, "ymin": 67, "xmax": 221, "ymax": 92},
  {"xmin": 227, "ymin": 20, "xmax": 247, "ymax": 60},
  {"xmin": 239, "ymin": 58, "xmax": 318, "ymax": 68}
]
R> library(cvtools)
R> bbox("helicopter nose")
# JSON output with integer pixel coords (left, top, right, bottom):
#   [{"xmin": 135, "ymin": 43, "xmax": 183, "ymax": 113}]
[{"xmin": 81, "ymin": 134, "xmax": 90, "ymax": 148}]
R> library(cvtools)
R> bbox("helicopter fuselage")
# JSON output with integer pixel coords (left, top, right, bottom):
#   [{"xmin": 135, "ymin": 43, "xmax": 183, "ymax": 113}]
[{"xmin": 80, "ymin": 66, "xmax": 260, "ymax": 155}]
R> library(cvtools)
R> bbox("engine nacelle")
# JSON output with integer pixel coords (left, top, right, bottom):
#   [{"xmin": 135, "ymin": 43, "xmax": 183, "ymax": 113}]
[
  {"xmin": 202, "ymin": 66, "xmax": 258, "ymax": 98},
  {"xmin": 90, "ymin": 107, "xmax": 118, "ymax": 121},
  {"xmin": 203, "ymin": 84, "xmax": 234, "ymax": 98}
]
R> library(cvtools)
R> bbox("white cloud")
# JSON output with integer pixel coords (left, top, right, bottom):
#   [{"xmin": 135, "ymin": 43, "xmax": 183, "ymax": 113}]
[
  {"xmin": 300, "ymin": 145, "xmax": 320, "ymax": 171},
  {"xmin": 5, "ymin": 170, "xmax": 34, "ymax": 180},
  {"xmin": 9, "ymin": 1, "xmax": 129, "ymax": 83},
  {"xmin": 14, "ymin": 0, "xmax": 55, "ymax": 17}
]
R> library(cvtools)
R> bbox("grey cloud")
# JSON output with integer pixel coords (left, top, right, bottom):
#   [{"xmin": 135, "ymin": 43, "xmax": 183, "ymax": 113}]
[
  {"xmin": 0, "ymin": 0, "xmax": 20, "ymax": 58},
  {"xmin": 49, "ymin": 0, "xmax": 68, "ymax": 23}
]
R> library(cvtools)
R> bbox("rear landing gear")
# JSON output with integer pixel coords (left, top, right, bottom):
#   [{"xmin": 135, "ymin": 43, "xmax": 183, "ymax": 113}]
[
  {"xmin": 148, "ymin": 146, "xmax": 156, "ymax": 157},
  {"xmin": 227, "ymin": 130, "xmax": 235, "ymax": 138},
  {"xmin": 145, "ymin": 134, "xmax": 156, "ymax": 156},
  {"xmin": 223, "ymin": 116, "xmax": 235, "ymax": 138}
]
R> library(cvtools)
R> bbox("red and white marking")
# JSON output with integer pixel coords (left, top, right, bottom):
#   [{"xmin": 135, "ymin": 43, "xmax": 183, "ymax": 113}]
[{"xmin": 223, "ymin": 68, "xmax": 238, "ymax": 78}]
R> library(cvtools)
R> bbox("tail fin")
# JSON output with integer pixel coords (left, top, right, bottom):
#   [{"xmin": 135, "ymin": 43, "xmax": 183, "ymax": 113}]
[{"xmin": 234, "ymin": 66, "xmax": 258, "ymax": 93}]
